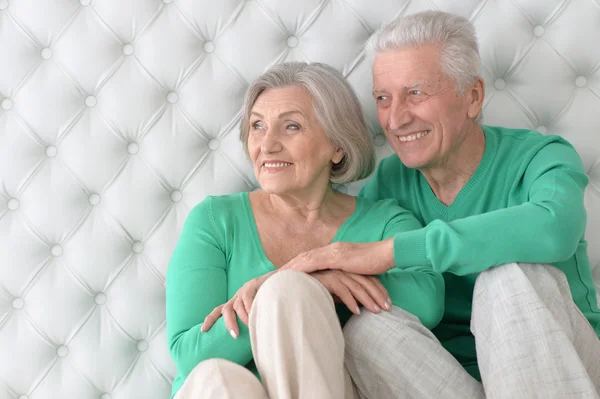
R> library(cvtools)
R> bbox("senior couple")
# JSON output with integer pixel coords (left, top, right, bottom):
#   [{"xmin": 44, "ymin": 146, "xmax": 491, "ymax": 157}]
[{"xmin": 166, "ymin": 10, "xmax": 600, "ymax": 399}]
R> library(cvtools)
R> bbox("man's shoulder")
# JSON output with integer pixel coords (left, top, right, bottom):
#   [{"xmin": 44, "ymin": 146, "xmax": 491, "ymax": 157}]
[{"xmin": 486, "ymin": 125, "xmax": 569, "ymax": 150}]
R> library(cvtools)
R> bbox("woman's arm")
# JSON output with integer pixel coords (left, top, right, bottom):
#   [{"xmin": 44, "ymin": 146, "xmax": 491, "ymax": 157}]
[
  {"xmin": 166, "ymin": 199, "xmax": 253, "ymax": 377},
  {"xmin": 377, "ymin": 205, "xmax": 445, "ymax": 329}
]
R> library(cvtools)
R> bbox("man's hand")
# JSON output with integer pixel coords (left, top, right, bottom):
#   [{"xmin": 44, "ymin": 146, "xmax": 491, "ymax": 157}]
[
  {"xmin": 281, "ymin": 238, "xmax": 395, "ymax": 275},
  {"xmin": 311, "ymin": 270, "xmax": 392, "ymax": 314}
]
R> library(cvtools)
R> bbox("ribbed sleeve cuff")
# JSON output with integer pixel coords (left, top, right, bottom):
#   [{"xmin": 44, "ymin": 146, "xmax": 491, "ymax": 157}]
[{"xmin": 393, "ymin": 228, "xmax": 429, "ymax": 269}]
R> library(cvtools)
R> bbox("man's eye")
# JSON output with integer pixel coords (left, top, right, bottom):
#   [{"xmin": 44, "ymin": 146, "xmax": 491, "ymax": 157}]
[
  {"xmin": 409, "ymin": 90, "xmax": 422, "ymax": 95},
  {"xmin": 376, "ymin": 95, "xmax": 389, "ymax": 101}
]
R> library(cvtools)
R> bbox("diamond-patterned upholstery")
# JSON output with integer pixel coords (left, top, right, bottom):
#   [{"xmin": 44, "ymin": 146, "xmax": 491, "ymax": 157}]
[{"xmin": 1, "ymin": 1, "xmax": 599, "ymax": 398}]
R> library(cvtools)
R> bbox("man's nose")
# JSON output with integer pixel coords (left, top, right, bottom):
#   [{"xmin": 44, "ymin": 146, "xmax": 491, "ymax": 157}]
[{"xmin": 387, "ymin": 98, "xmax": 414, "ymax": 131}]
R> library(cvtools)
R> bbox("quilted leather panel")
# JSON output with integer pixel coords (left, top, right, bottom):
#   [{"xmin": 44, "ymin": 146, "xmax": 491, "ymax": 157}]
[{"xmin": 1, "ymin": 1, "xmax": 599, "ymax": 397}]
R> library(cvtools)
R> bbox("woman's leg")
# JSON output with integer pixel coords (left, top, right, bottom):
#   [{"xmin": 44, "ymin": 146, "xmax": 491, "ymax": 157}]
[
  {"xmin": 174, "ymin": 358, "xmax": 268, "ymax": 399},
  {"xmin": 249, "ymin": 270, "xmax": 357, "ymax": 399}
]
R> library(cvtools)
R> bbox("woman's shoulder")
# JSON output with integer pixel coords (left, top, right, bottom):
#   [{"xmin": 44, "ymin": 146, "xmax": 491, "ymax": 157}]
[
  {"xmin": 356, "ymin": 196, "xmax": 411, "ymax": 218},
  {"xmin": 187, "ymin": 192, "xmax": 248, "ymax": 225}
]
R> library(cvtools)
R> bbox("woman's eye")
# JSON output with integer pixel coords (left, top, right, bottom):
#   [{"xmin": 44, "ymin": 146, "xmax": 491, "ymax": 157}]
[
  {"xmin": 251, "ymin": 121, "xmax": 263, "ymax": 130},
  {"xmin": 286, "ymin": 123, "xmax": 300, "ymax": 130},
  {"xmin": 409, "ymin": 90, "xmax": 422, "ymax": 96}
]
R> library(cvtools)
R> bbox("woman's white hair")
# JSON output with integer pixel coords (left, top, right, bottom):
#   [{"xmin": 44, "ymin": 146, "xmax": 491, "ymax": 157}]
[
  {"xmin": 367, "ymin": 10, "xmax": 481, "ymax": 94},
  {"xmin": 240, "ymin": 62, "xmax": 375, "ymax": 185}
]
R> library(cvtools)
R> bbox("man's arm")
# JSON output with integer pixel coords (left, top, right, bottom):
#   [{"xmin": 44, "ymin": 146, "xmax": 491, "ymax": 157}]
[
  {"xmin": 282, "ymin": 142, "xmax": 588, "ymax": 276},
  {"xmin": 393, "ymin": 141, "xmax": 588, "ymax": 275},
  {"xmin": 166, "ymin": 199, "xmax": 253, "ymax": 377}
]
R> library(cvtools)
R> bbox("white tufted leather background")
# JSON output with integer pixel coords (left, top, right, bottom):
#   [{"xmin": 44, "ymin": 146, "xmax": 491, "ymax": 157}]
[{"xmin": 1, "ymin": 1, "xmax": 599, "ymax": 398}]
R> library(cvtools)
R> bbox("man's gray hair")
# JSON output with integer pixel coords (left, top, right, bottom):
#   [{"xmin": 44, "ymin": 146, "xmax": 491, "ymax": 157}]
[
  {"xmin": 367, "ymin": 10, "xmax": 481, "ymax": 94},
  {"xmin": 240, "ymin": 62, "xmax": 375, "ymax": 185}
]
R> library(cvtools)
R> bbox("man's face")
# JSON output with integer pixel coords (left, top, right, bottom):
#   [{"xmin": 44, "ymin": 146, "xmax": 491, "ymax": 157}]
[{"xmin": 372, "ymin": 45, "xmax": 476, "ymax": 170}]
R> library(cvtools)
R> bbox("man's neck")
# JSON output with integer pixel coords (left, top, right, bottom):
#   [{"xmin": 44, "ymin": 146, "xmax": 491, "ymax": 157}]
[{"xmin": 421, "ymin": 125, "xmax": 486, "ymax": 206}]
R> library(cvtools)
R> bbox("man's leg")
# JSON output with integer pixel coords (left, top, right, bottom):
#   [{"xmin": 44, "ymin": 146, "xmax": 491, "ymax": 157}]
[
  {"xmin": 472, "ymin": 262, "xmax": 600, "ymax": 398},
  {"xmin": 249, "ymin": 270, "xmax": 357, "ymax": 399},
  {"xmin": 343, "ymin": 306, "xmax": 484, "ymax": 399},
  {"xmin": 174, "ymin": 358, "xmax": 268, "ymax": 399}
]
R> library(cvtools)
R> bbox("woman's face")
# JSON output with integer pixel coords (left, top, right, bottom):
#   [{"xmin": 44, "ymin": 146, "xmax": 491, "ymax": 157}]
[{"xmin": 247, "ymin": 85, "xmax": 344, "ymax": 196}]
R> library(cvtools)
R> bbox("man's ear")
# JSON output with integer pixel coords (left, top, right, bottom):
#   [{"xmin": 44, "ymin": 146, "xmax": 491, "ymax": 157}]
[{"xmin": 467, "ymin": 77, "xmax": 485, "ymax": 119}]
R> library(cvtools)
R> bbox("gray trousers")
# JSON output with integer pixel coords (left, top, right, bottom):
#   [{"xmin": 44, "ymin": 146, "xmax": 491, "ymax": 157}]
[{"xmin": 343, "ymin": 263, "xmax": 600, "ymax": 399}]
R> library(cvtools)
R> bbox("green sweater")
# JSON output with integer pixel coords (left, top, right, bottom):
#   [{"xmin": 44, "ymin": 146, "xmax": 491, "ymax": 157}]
[
  {"xmin": 360, "ymin": 125, "xmax": 600, "ymax": 379},
  {"xmin": 166, "ymin": 192, "xmax": 445, "ymax": 398}
]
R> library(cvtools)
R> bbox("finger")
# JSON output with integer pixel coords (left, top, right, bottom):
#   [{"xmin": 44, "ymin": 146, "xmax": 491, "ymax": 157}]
[
  {"xmin": 329, "ymin": 280, "xmax": 360, "ymax": 315},
  {"xmin": 350, "ymin": 274, "xmax": 391, "ymax": 311},
  {"xmin": 242, "ymin": 286, "xmax": 257, "ymax": 319},
  {"xmin": 222, "ymin": 302, "xmax": 239, "ymax": 339},
  {"xmin": 201, "ymin": 305, "xmax": 224, "ymax": 332},
  {"xmin": 234, "ymin": 297, "xmax": 249, "ymax": 326},
  {"xmin": 341, "ymin": 274, "xmax": 380, "ymax": 314}
]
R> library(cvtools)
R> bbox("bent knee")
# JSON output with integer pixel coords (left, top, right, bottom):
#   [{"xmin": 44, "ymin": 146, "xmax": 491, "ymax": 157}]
[
  {"xmin": 474, "ymin": 263, "xmax": 570, "ymax": 301},
  {"xmin": 255, "ymin": 270, "xmax": 331, "ymax": 308}
]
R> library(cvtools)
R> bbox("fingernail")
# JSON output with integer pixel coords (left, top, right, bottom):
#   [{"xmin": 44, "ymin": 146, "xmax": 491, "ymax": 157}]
[
  {"xmin": 229, "ymin": 329, "xmax": 238, "ymax": 339},
  {"xmin": 373, "ymin": 304, "xmax": 381, "ymax": 312},
  {"xmin": 388, "ymin": 297, "xmax": 392, "ymax": 305},
  {"xmin": 384, "ymin": 300, "xmax": 391, "ymax": 310},
  {"xmin": 355, "ymin": 307, "xmax": 361, "ymax": 315}
]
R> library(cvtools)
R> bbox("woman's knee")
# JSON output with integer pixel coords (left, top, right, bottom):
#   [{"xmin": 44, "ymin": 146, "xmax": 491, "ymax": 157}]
[{"xmin": 255, "ymin": 270, "xmax": 331, "ymax": 307}]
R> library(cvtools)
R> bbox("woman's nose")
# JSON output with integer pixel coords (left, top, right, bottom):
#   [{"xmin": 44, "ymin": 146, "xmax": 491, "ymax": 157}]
[{"xmin": 260, "ymin": 130, "xmax": 283, "ymax": 154}]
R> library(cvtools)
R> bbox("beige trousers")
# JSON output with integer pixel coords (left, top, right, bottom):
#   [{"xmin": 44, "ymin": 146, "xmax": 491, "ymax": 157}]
[{"xmin": 175, "ymin": 270, "xmax": 358, "ymax": 399}]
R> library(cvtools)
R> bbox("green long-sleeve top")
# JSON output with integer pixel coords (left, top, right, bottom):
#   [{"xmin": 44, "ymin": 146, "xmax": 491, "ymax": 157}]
[
  {"xmin": 166, "ymin": 192, "xmax": 445, "ymax": 398},
  {"xmin": 360, "ymin": 125, "xmax": 600, "ymax": 379}
]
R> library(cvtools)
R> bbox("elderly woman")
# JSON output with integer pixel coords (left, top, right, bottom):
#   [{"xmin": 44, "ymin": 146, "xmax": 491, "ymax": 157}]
[{"xmin": 166, "ymin": 62, "xmax": 444, "ymax": 399}]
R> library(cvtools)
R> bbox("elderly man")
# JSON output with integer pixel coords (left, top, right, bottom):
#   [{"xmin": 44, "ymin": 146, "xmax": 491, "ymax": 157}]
[{"xmin": 282, "ymin": 10, "xmax": 600, "ymax": 398}]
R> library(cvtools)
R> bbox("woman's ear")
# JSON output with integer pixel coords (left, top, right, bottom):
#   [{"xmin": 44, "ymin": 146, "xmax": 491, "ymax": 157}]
[{"xmin": 332, "ymin": 147, "xmax": 345, "ymax": 165}]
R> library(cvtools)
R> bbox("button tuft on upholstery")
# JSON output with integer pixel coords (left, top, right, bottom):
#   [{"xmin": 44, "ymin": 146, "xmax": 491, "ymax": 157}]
[
  {"xmin": 575, "ymin": 76, "xmax": 587, "ymax": 88},
  {"xmin": 122, "ymin": 43, "xmax": 134, "ymax": 56},
  {"xmin": 8, "ymin": 198, "xmax": 19, "ymax": 211},
  {"xmin": 170, "ymin": 190, "xmax": 182, "ymax": 202},
  {"xmin": 136, "ymin": 340, "xmax": 149, "ymax": 352},
  {"xmin": 12, "ymin": 298, "xmax": 24, "ymax": 310},
  {"xmin": 533, "ymin": 25, "xmax": 545, "ymax": 37},
  {"xmin": 208, "ymin": 139, "xmax": 220, "ymax": 151},
  {"xmin": 85, "ymin": 95, "xmax": 97, "ymax": 107},
  {"xmin": 127, "ymin": 142, "xmax": 139, "ymax": 155},
  {"xmin": 0, "ymin": 0, "xmax": 8, "ymax": 10},
  {"xmin": 88, "ymin": 193, "xmax": 101, "ymax": 205},
  {"xmin": 494, "ymin": 78, "xmax": 506, "ymax": 90},
  {"xmin": 94, "ymin": 293, "xmax": 107, "ymax": 305},
  {"xmin": 100, "ymin": 394, "xmax": 111, "ymax": 399},
  {"xmin": 132, "ymin": 241, "xmax": 144, "ymax": 254},
  {"xmin": 287, "ymin": 36, "xmax": 299, "ymax": 48},
  {"xmin": 1, "ymin": 98, "xmax": 13, "ymax": 110},
  {"xmin": 536, "ymin": 125, "xmax": 548, "ymax": 134},
  {"xmin": 167, "ymin": 91, "xmax": 178, "ymax": 104},
  {"xmin": 41, "ymin": 48, "xmax": 53, "ymax": 60},
  {"xmin": 56, "ymin": 345, "xmax": 69, "ymax": 357},
  {"xmin": 45, "ymin": 145, "xmax": 57, "ymax": 158},
  {"xmin": 203, "ymin": 41, "xmax": 215, "ymax": 53},
  {"xmin": 374, "ymin": 134, "xmax": 386, "ymax": 146},
  {"xmin": 80, "ymin": 0, "xmax": 91, "ymax": 5},
  {"xmin": 51, "ymin": 245, "xmax": 63, "ymax": 257}
]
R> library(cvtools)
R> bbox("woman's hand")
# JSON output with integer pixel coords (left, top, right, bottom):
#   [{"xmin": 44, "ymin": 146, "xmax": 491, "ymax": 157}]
[
  {"xmin": 201, "ymin": 271, "xmax": 275, "ymax": 339},
  {"xmin": 281, "ymin": 239, "xmax": 395, "ymax": 275},
  {"xmin": 311, "ymin": 269, "xmax": 392, "ymax": 315}
]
